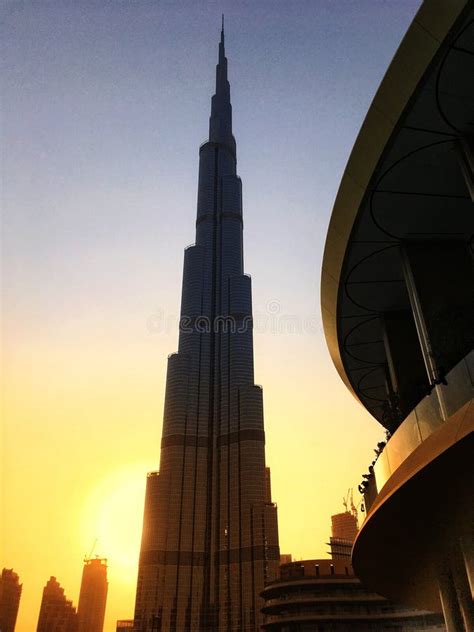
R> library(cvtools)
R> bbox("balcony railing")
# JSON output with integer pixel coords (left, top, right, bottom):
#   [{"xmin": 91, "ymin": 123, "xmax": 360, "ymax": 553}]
[{"xmin": 364, "ymin": 350, "xmax": 473, "ymax": 512}]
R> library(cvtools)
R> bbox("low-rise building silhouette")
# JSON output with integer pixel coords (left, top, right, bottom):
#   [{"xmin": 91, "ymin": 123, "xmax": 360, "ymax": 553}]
[
  {"xmin": 261, "ymin": 559, "xmax": 446, "ymax": 631},
  {"xmin": 261, "ymin": 512, "xmax": 446, "ymax": 631}
]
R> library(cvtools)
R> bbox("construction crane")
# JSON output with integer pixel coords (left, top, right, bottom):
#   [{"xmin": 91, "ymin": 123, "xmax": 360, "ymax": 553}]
[
  {"xmin": 342, "ymin": 488, "xmax": 363, "ymax": 525},
  {"xmin": 342, "ymin": 487, "xmax": 354, "ymax": 513},
  {"xmin": 342, "ymin": 488, "xmax": 351, "ymax": 512},
  {"xmin": 84, "ymin": 538, "xmax": 98, "ymax": 562}
]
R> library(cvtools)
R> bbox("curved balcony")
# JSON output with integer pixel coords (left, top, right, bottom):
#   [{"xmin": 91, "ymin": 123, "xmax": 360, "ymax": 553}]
[
  {"xmin": 353, "ymin": 349, "xmax": 473, "ymax": 613},
  {"xmin": 320, "ymin": 1, "xmax": 474, "ymax": 629},
  {"xmin": 321, "ymin": 0, "xmax": 474, "ymax": 431},
  {"xmin": 363, "ymin": 351, "xmax": 473, "ymax": 513}
]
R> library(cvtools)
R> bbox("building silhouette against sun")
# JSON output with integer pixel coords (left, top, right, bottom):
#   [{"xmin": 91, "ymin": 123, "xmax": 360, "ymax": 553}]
[
  {"xmin": 0, "ymin": 568, "xmax": 22, "ymax": 632},
  {"xmin": 77, "ymin": 558, "xmax": 108, "ymax": 632},
  {"xmin": 133, "ymin": 21, "xmax": 280, "ymax": 632},
  {"xmin": 36, "ymin": 576, "xmax": 78, "ymax": 632}
]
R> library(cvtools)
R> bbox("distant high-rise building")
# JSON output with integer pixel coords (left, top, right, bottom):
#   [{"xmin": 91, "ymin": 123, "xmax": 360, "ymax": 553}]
[
  {"xmin": 0, "ymin": 568, "xmax": 22, "ymax": 632},
  {"xmin": 77, "ymin": 558, "xmax": 108, "ymax": 632},
  {"xmin": 279, "ymin": 554, "xmax": 292, "ymax": 566},
  {"xmin": 329, "ymin": 511, "xmax": 358, "ymax": 559},
  {"xmin": 331, "ymin": 511, "xmax": 358, "ymax": 542},
  {"xmin": 36, "ymin": 576, "xmax": 78, "ymax": 632},
  {"xmin": 133, "ymin": 21, "xmax": 279, "ymax": 632}
]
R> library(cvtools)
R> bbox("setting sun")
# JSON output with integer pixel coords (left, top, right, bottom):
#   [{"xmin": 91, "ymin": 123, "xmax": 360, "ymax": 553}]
[{"xmin": 80, "ymin": 464, "xmax": 152, "ymax": 586}]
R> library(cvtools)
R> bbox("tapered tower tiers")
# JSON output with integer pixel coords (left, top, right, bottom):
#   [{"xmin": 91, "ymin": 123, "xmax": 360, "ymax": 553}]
[{"xmin": 133, "ymin": 23, "xmax": 280, "ymax": 632}]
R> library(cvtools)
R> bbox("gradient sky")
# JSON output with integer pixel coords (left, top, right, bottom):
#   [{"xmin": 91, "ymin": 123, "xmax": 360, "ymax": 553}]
[{"xmin": 2, "ymin": 1, "xmax": 422, "ymax": 631}]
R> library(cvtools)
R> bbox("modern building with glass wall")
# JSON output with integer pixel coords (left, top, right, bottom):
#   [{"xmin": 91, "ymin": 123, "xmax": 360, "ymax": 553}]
[
  {"xmin": 321, "ymin": 1, "xmax": 473, "ymax": 630},
  {"xmin": 133, "ymin": 22, "xmax": 279, "ymax": 632}
]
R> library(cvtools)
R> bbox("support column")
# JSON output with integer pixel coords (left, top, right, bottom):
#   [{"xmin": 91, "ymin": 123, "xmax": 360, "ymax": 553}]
[
  {"xmin": 438, "ymin": 562, "xmax": 465, "ymax": 632},
  {"xmin": 460, "ymin": 535, "xmax": 474, "ymax": 596},
  {"xmin": 381, "ymin": 310, "xmax": 428, "ymax": 420},
  {"xmin": 400, "ymin": 247, "xmax": 447, "ymax": 420},
  {"xmin": 455, "ymin": 137, "xmax": 474, "ymax": 201},
  {"xmin": 452, "ymin": 541, "xmax": 474, "ymax": 632},
  {"xmin": 400, "ymin": 240, "xmax": 474, "ymax": 421}
]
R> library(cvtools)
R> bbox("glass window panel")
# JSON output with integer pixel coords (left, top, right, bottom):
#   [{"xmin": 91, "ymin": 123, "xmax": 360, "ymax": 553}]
[
  {"xmin": 442, "ymin": 357, "xmax": 474, "ymax": 418},
  {"xmin": 385, "ymin": 411, "xmax": 422, "ymax": 472},
  {"xmin": 415, "ymin": 391, "xmax": 443, "ymax": 440},
  {"xmin": 363, "ymin": 478, "xmax": 378, "ymax": 514},
  {"xmin": 464, "ymin": 351, "xmax": 474, "ymax": 386},
  {"xmin": 373, "ymin": 449, "xmax": 391, "ymax": 495}
]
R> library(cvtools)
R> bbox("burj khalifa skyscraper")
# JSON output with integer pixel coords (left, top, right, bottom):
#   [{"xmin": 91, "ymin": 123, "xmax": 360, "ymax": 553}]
[{"xmin": 133, "ymin": 22, "xmax": 280, "ymax": 632}]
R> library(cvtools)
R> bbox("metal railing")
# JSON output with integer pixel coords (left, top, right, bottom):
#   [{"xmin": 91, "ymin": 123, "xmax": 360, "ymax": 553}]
[{"xmin": 363, "ymin": 350, "xmax": 474, "ymax": 513}]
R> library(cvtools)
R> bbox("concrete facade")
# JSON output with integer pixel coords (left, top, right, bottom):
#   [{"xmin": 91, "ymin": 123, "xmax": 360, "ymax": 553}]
[
  {"xmin": 329, "ymin": 511, "xmax": 358, "ymax": 560},
  {"xmin": 331, "ymin": 512, "xmax": 358, "ymax": 542},
  {"xmin": 133, "ymin": 24, "xmax": 279, "ymax": 632}
]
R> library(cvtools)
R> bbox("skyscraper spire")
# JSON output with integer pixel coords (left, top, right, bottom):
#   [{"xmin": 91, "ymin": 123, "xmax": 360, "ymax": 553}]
[
  {"xmin": 133, "ymin": 25, "xmax": 279, "ymax": 632},
  {"xmin": 210, "ymin": 17, "xmax": 235, "ymax": 153}
]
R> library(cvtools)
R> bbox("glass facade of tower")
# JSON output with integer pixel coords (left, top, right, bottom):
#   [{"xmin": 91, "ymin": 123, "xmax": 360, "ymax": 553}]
[{"xmin": 133, "ymin": 26, "xmax": 280, "ymax": 632}]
